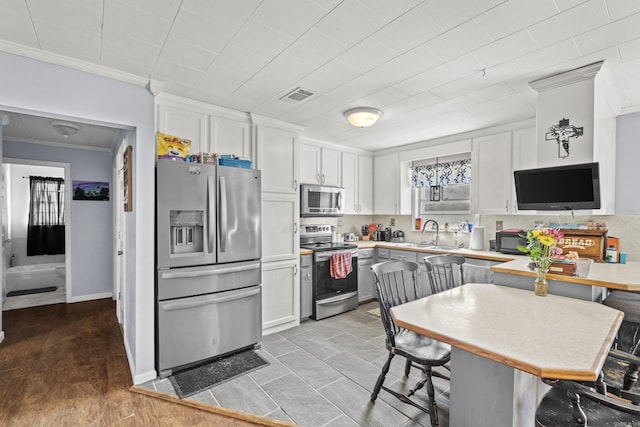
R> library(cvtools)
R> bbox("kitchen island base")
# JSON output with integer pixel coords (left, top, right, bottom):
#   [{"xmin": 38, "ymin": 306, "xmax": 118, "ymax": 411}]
[{"xmin": 450, "ymin": 348, "xmax": 549, "ymax": 427}]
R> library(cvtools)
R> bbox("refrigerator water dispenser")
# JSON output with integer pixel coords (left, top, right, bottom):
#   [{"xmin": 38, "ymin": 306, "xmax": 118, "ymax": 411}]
[{"xmin": 169, "ymin": 210, "xmax": 204, "ymax": 254}]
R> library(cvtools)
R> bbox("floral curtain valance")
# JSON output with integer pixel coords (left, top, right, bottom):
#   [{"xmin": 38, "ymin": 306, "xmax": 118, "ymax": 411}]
[{"xmin": 411, "ymin": 159, "xmax": 471, "ymax": 188}]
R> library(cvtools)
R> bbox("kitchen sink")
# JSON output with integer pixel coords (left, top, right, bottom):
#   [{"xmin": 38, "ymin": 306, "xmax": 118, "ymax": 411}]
[{"xmin": 416, "ymin": 243, "xmax": 464, "ymax": 251}]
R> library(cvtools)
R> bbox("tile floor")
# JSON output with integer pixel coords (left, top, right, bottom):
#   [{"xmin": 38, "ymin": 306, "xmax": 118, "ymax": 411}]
[
  {"xmin": 2, "ymin": 286, "xmax": 65, "ymax": 311},
  {"xmin": 140, "ymin": 301, "xmax": 450, "ymax": 427}
]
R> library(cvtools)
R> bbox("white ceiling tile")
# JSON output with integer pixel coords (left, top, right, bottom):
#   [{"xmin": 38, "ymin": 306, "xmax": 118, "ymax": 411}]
[
  {"xmin": 104, "ymin": 0, "xmax": 172, "ymax": 47},
  {"xmin": 33, "ymin": 21, "xmax": 101, "ymax": 62},
  {"xmin": 182, "ymin": 0, "xmax": 260, "ymax": 31},
  {"xmin": 248, "ymin": 52, "xmax": 317, "ymax": 95},
  {"xmin": 251, "ymin": 0, "xmax": 328, "ymax": 38},
  {"xmin": 101, "ymin": 48, "xmax": 155, "ymax": 76},
  {"xmin": 434, "ymin": 95, "xmax": 476, "ymax": 113},
  {"xmin": 422, "ymin": 20, "xmax": 493, "ymax": 63},
  {"xmin": 605, "ymin": 1, "xmax": 640, "ymax": 20},
  {"xmin": 354, "ymin": 87, "xmax": 412, "ymax": 109},
  {"xmin": 102, "ymin": 28, "xmax": 163, "ymax": 64},
  {"xmin": 474, "ymin": 0, "xmax": 559, "ymax": 40},
  {"xmin": 170, "ymin": 9, "xmax": 237, "ymax": 53},
  {"xmin": 151, "ymin": 59, "xmax": 203, "ymax": 86},
  {"xmin": 335, "ymin": 37, "xmax": 396, "ymax": 75},
  {"xmin": 209, "ymin": 44, "xmax": 268, "ymax": 79},
  {"xmin": 115, "ymin": 0, "xmax": 182, "ymax": 21},
  {"xmin": 553, "ymin": 0, "xmax": 590, "ymax": 11},
  {"xmin": 0, "ymin": 0, "xmax": 39, "ymax": 47},
  {"xmin": 362, "ymin": 0, "xmax": 423, "ymax": 21},
  {"xmin": 287, "ymin": 28, "xmax": 347, "ymax": 67},
  {"xmin": 419, "ymin": 0, "xmax": 507, "ymax": 31},
  {"xmin": 313, "ymin": 1, "xmax": 386, "ymax": 46},
  {"xmin": 372, "ymin": 7, "xmax": 444, "ymax": 53},
  {"xmin": 466, "ymin": 83, "xmax": 515, "ymax": 103},
  {"xmin": 230, "ymin": 18, "xmax": 294, "ymax": 61},
  {"xmin": 528, "ymin": 0, "xmax": 610, "ymax": 47},
  {"xmin": 472, "ymin": 31, "xmax": 539, "ymax": 67},
  {"xmin": 296, "ymin": 59, "xmax": 361, "ymax": 94},
  {"xmin": 619, "ymin": 38, "xmax": 640, "ymax": 62},
  {"xmin": 27, "ymin": 0, "xmax": 102, "ymax": 37},
  {"xmin": 395, "ymin": 55, "xmax": 483, "ymax": 96},
  {"xmin": 159, "ymin": 38, "xmax": 217, "ymax": 72},
  {"xmin": 574, "ymin": 13, "xmax": 640, "ymax": 55},
  {"xmin": 513, "ymin": 39, "xmax": 581, "ymax": 73},
  {"xmin": 192, "ymin": 65, "xmax": 248, "ymax": 100}
]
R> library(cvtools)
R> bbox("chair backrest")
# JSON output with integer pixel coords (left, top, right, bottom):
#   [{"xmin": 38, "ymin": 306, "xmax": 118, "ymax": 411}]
[
  {"xmin": 423, "ymin": 254, "xmax": 466, "ymax": 294},
  {"xmin": 371, "ymin": 261, "xmax": 420, "ymax": 345}
]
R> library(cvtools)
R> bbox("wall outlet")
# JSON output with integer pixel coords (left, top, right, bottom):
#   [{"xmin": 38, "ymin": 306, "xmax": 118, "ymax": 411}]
[
  {"xmin": 337, "ymin": 219, "xmax": 343, "ymax": 227},
  {"xmin": 496, "ymin": 220, "xmax": 503, "ymax": 231},
  {"xmin": 390, "ymin": 218, "xmax": 395, "ymax": 226}
]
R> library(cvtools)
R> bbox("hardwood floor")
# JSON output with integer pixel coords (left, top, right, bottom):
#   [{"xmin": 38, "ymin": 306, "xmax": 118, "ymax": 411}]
[{"xmin": 0, "ymin": 299, "xmax": 281, "ymax": 426}]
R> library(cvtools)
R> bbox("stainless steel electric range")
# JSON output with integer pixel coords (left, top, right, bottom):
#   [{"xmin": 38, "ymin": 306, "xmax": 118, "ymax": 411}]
[{"xmin": 300, "ymin": 224, "xmax": 358, "ymax": 320}]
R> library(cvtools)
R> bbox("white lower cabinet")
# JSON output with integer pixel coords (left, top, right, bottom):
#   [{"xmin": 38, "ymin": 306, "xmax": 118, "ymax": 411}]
[
  {"xmin": 262, "ymin": 259, "xmax": 298, "ymax": 334},
  {"xmin": 357, "ymin": 248, "xmax": 375, "ymax": 302}
]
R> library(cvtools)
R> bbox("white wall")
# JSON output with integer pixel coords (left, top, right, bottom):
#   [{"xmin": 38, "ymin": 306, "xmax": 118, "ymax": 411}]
[
  {"xmin": 615, "ymin": 112, "xmax": 640, "ymax": 214},
  {"xmin": 0, "ymin": 51, "xmax": 155, "ymax": 384}
]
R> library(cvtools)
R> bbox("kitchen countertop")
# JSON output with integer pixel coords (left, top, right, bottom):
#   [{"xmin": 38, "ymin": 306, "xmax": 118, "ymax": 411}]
[{"xmin": 299, "ymin": 241, "xmax": 640, "ymax": 291}]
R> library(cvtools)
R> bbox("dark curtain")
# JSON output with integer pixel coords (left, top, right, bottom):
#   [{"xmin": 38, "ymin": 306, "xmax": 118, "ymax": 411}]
[{"xmin": 27, "ymin": 176, "xmax": 65, "ymax": 256}]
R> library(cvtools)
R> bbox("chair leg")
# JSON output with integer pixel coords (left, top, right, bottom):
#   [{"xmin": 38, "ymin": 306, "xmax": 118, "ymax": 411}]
[
  {"xmin": 404, "ymin": 359, "xmax": 412, "ymax": 376},
  {"xmin": 371, "ymin": 352, "xmax": 394, "ymax": 401},
  {"xmin": 630, "ymin": 323, "xmax": 640, "ymax": 356},
  {"xmin": 425, "ymin": 367, "xmax": 439, "ymax": 427}
]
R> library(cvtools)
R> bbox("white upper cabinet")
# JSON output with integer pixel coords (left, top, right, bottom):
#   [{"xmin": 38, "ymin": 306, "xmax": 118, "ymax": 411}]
[
  {"xmin": 472, "ymin": 132, "xmax": 513, "ymax": 214},
  {"xmin": 255, "ymin": 122, "xmax": 299, "ymax": 194},
  {"xmin": 299, "ymin": 142, "xmax": 341, "ymax": 186},
  {"xmin": 156, "ymin": 94, "xmax": 250, "ymax": 159},
  {"xmin": 157, "ymin": 104, "xmax": 207, "ymax": 154},
  {"xmin": 341, "ymin": 152, "xmax": 373, "ymax": 215},
  {"xmin": 374, "ymin": 153, "xmax": 401, "ymax": 214},
  {"xmin": 511, "ymin": 128, "xmax": 537, "ymax": 214},
  {"xmin": 210, "ymin": 116, "xmax": 250, "ymax": 159}
]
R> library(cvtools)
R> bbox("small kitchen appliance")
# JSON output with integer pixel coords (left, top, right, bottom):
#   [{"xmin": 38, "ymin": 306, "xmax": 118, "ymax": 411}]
[
  {"xmin": 300, "ymin": 184, "xmax": 344, "ymax": 217},
  {"xmin": 300, "ymin": 224, "xmax": 358, "ymax": 320},
  {"xmin": 495, "ymin": 229, "xmax": 526, "ymax": 254}
]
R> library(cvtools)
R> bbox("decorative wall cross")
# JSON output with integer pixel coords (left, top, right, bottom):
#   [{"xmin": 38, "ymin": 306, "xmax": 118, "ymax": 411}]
[{"xmin": 545, "ymin": 118, "xmax": 583, "ymax": 158}]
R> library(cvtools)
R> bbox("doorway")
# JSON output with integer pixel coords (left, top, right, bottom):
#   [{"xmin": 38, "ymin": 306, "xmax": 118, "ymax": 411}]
[{"xmin": 2, "ymin": 159, "xmax": 70, "ymax": 311}]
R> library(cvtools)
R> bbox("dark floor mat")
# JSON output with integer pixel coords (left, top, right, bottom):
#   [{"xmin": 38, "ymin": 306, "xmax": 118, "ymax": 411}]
[
  {"xmin": 169, "ymin": 350, "xmax": 269, "ymax": 398},
  {"xmin": 7, "ymin": 286, "xmax": 57, "ymax": 297}
]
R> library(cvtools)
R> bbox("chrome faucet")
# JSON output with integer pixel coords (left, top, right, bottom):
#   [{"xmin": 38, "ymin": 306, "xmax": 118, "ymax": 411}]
[{"xmin": 422, "ymin": 219, "xmax": 440, "ymax": 246}]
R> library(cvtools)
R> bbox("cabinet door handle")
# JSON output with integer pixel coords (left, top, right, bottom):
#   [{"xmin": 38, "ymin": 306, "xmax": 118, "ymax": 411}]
[
  {"xmin": 294, "ymin": 222, "xmax": 298, "ymax": 234},
  {"xmin": 316, "ymin": 173, "xmax": 320, "ymax": 183},
  {"xmin": 322, "ymin": 174, "xmax": 325, "ymax": 184},
  {"xmin": 505, "ymin": 200, "xmax": 509, "ymax": 212},
  {"xmin": 294, "ymin": 179, "xmax": 297, "ymax": 190},
  {"xmin": 294, "ymin": 265, "xmax": 298, "ymax": 276}
]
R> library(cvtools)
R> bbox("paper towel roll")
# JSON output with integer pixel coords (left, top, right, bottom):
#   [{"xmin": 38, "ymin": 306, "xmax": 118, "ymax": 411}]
[{"xmin": 469, "ymin": 226, "xmax": 484, "ymax": 250}]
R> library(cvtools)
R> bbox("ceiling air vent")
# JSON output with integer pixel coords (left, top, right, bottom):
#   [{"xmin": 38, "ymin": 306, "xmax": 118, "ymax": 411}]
[{"xmin": 280, "ymin": 87, "xmax": 315, "ymax": 103}]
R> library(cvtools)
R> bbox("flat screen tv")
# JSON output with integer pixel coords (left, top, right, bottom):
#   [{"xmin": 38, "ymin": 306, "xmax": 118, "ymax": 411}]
[{"xmin": 513, "ymin": 162, "xmax": 600, "ymax": 210}]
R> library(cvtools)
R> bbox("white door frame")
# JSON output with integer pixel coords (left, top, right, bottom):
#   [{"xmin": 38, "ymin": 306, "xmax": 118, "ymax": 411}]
[
  {"xmin": 114, "ymin": 140, "xmax": 125, "ymax": 325},
  {"xmin": 3, "ymin": 157, "xmax": 72, "ymax": 303}
]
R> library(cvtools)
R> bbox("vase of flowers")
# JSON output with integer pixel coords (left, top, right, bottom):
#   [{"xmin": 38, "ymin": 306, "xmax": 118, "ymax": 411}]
[{"xmin": 518, "ymin": 228, "xmax": 564, "ymax": 297}]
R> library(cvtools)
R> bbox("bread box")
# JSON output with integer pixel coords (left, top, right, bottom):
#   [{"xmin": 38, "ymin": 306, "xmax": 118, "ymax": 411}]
[{"xmin": 557, "ymin": 229, "xmax": 607, "ymax": 263}]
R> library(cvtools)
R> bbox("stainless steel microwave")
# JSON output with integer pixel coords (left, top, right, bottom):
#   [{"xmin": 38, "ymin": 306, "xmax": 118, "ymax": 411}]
[
  {"xmin": 300, "ymin": 184, "xmax": 344, "ymax": 217},
  {"xmin": 495, "ymin": 229, "xmax": 527, "ymax": 254}
]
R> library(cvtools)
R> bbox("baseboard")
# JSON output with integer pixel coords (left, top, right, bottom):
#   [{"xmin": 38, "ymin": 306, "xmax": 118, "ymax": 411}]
[
  {"xmin": 123, "ymin": 332, "xmax": 157, "ymax": 385},
  {"xmin": 70, "ymin": 292, "xmax": 112, "ymax": 303}
]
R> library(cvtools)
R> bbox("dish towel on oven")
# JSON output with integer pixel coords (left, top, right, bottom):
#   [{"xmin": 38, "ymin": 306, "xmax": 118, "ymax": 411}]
[{"xmin": 330, "ymin": 252, "xmax": 352, "ymax": 279}]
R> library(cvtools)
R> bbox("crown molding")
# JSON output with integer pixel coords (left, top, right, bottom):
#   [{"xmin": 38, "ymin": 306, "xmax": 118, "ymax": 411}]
[
  {"xmin": 529, "ymin": 61, "xmax": 603, "ymax": 93},
  {"xmin": 0, "ymin": 40, "xmax": 149, "ymax": 87}
]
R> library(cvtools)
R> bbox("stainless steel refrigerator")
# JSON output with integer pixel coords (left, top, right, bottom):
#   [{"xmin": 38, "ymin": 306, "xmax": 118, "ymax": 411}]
[{"xmin": 155, "ymin": 160, "xmax": 262, "ymax": 377}]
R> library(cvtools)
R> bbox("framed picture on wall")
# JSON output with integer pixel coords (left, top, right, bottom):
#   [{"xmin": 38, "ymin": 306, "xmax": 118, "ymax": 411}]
[
  {"xmin": 123, "ymin": 145, "xmax": 132, "ymax": 212},
  {"xmin": 72, "ymin": 180, "xmax": 110, "ymax": 201}
]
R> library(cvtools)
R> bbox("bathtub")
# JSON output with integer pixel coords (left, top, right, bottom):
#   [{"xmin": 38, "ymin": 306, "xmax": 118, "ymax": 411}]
[{"xmin": 4, "ymin": 263, "xmax": 65, "ymax": 297}]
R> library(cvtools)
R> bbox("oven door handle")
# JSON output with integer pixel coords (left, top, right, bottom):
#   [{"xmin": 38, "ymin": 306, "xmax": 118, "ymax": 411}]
[{"xmin": 315, "ymin": 291, "xmax": 358, "ymax": 305}]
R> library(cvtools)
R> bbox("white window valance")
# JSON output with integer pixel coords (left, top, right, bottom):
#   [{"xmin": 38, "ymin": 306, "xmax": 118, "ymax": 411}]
[{"xmin": 411, "ymin": 158, "xmax": 471, "ymax": 188}]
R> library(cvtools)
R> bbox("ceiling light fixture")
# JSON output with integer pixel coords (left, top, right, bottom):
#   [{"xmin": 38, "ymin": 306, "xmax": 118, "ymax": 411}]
[
  {"xmin": 343, "ymin": 107, "xmax": 382, "ymax": 128},
  {"xmin": 50, "ymin": 121, "xmax": 80, "ymax": 138}
]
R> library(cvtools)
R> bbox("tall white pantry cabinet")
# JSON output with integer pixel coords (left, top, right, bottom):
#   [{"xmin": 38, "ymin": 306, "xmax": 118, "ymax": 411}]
[{"xmin": 154, "ymin": 94, "xmax": 301, "ymax": 336}]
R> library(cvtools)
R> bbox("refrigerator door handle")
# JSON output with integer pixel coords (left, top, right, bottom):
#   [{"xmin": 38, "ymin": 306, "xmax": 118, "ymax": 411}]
[
  {"xmin": 219, "ymin": 175, "xmax": 228, "ymax": 252},
  {"xmin": 161, "ymin": 287, "xmax": 261, "ymax": 311},
  {"xmin": 207, "ymin": 175, "xmax": 215, "ymax": 254},
  {"xmin": 160, "ymin": 262, "xmax": 261, "ymax": 280}
]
